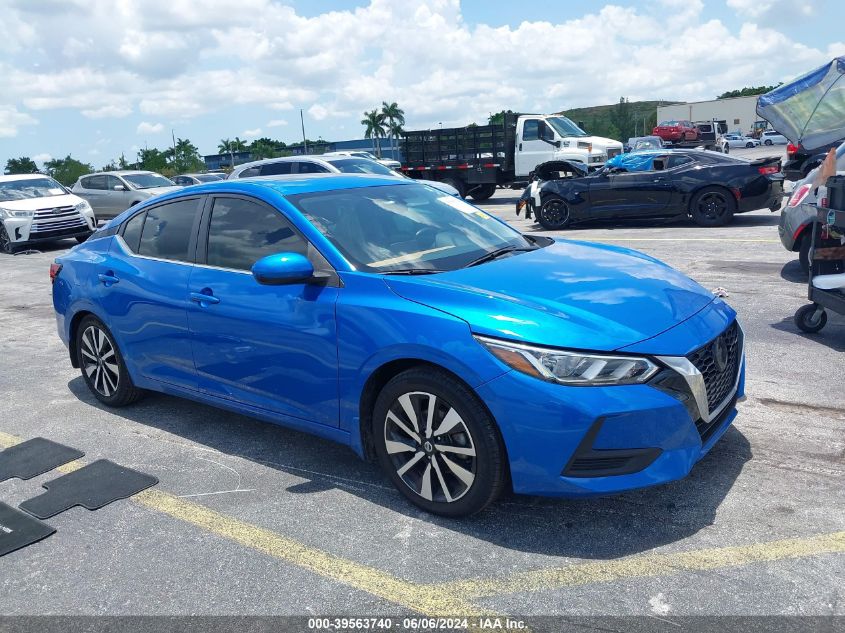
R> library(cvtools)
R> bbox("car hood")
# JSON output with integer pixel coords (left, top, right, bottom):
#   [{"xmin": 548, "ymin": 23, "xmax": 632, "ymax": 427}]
[
  {"xmin": 0, "ymin": 193, "xmax": 84, "ymax": 211},
  {"xmin": 385, "ymin": 240, "xmax": 715, "ymax": 352},
  {"xmin": 577, "ymin": 136, "xmax": 623, "ymax": 151}
]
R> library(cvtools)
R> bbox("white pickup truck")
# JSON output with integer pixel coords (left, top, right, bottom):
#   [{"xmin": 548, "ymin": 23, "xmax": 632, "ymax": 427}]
[{"xmin": 401, "ymin": 113, "xmax": 623, "ymax": 200}]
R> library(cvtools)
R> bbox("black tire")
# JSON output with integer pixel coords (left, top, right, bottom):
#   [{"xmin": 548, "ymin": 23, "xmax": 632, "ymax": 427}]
[
  {"xmin": 372, "ymin": 367, "xmax": 506, "ymax": 517},
  {"xmin": 0, "ymin": 224, "xmax": 15, "ymax": 254},
  {"xmin": 798, "ymin": 230, "xmax": 811, "ymax": 275},
  {"xmin": 795, "ymin": 304, "xmax": 827, "ymax": 333},
  {"xmin": 690, "ymin": 187, "xmax": 736, "ymax": 227},
  {"xmin": 803, "ymin": 162, "xmax": 821, "ymax": 178},
  {"xmin": 764, "ymin": 139, "xmax": 773, "ymax": 146},
  {"xmin": 75, "ymin": 235, "xmax": 90, "ymax": 244},
  {"xmin": 746, "ymin": 142, "xmax": 754, "ymax": 148},
  {"xmin": 723, "ymin": 144, "xmax": 730, "ymax": 154},
  {"xmin": 537, "ymin": 195, "xmax": 572, "ymax": 230},
  {"xmin": 469, "ymin": 183, "xmax": 496, "ymax": 202},
  {"xmin": 440, "ymin": 178, "xmax": 465, "ymax": 198},
  {"xmin": 75, "ymin": 315, "xmax": 144, "ymax": 407}
]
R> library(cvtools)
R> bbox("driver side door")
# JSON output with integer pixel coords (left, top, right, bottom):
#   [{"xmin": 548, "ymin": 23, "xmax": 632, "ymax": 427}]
[
  {"xmin": 515, "ymin": 119, "xmax": 555, "ymax": 177},
  {"xmin": 187, "ymin": 195, "xmax": 341, "ymax": 427},
  {"xmin": 589, "ymin": 161, "xmax": 674, "ymax": 217}
]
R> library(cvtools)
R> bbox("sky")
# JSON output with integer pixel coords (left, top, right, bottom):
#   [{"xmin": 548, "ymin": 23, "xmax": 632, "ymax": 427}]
[{"xmin": 1, "ymin": 0, "xmax": 843, "ymax": 169}]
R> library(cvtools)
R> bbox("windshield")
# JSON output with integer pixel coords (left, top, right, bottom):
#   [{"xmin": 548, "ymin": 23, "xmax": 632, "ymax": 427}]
[
  {"xmin": 194, "ymin": 174, "xmax": 225, "ymax": 182},
  {"xmin": 289, "ymin": 184, "xmax": 530, "ymax": 273},
  {"xmin": 546, "ymin": 116, "xmax": 588, "ymax": 138},
  {"xmin": 0, "ymin": 177, "xmax": 67, "ymax": 202},
  {"xmin": 325, "ymin": 158, "xmax": 398, "ymax": 176},
  {"xmin": 123, "ymin": 173, "xmax": 175, "ymax": 189}
]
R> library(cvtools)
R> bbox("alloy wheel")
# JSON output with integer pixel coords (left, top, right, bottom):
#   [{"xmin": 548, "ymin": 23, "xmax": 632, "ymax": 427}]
[
  {"xmin": 383, "ymin": 391, "xmax": 476, "ymax": 503},
  {"xmin": 697, "ymin": 192, "xmax": 728, "ymax": 221},
  {"xmin": 541, "ymin": 198, "xmax": 570, "ymax": 228},
  {"xmin": 80, "ymin": 325, "xmax": 120, "ymax": 397}
]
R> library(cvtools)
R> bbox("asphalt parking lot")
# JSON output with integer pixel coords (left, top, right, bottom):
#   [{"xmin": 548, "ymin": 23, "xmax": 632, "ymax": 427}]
[{"xmin": 1, "ymin": 152, "xmax": 843, "ymax": 625}]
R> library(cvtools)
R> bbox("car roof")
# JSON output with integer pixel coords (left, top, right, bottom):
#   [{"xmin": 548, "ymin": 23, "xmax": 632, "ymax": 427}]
[
  {"xmin": 85, "ymin": 170, "xmax": 156, "ymax": 177},
  {"xmin": 0, "ymin": 173, "xmax": 55, "ymax": 183}
]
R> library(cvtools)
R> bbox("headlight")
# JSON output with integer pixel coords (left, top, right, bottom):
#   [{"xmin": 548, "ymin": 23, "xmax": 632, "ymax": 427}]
[
  {"xmin": 75, "ymin": 200, "xmax": 93, "ymax": 213},
  {"xmin": 0, "ymin": 208, "xmax": 34, "ymax": 218},
  {"xmin": 474, "ymin": 335, "xmax": 658, "ymax": 386}
]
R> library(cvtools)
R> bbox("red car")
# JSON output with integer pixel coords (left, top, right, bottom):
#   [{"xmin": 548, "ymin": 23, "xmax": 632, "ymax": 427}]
[{"xmin": 652, "ymin": 120, "xmax": 699, "ymax": 143}]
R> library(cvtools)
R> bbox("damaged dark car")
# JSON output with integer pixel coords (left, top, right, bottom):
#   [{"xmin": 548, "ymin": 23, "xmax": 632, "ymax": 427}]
[{"xmin": 516, "ymin": 150, "xmax": 784, "ymax": 230}]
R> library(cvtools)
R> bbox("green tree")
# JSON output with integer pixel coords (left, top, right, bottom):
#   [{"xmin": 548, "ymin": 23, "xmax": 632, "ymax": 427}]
[
  {"xmin": 361, "ymin": 110, "xmax": 386, "ymax": 156},
  {"xmin": 137, "ymin": 148, "xmax": 168, "ymax": 173},
  {"xmin": 380, "ymin": 101, "xmax": 405, "ymax": 158},
  {"xmin": 4, "ymin": 157, "xmax": 39, "ymax": 174},
  {"xmin": 43, "ymin": 155, "xmax": 92, "ymax": 186},
  {"xmin": 608, "ymin": 97, "xmax": 635, "ymax": 142},
  {"xmin": 166, "ymin": 137, "xmax": 204, "ymax": 174},
  {"xmin": 717, "ymin": 85, "xmax": 781, "ymax": 99},
  {"xmin": 218, "ymin": 137, "xmax": 248, "ymax": 167},
  {"xmin": 488, "ymin": 110, "xmax": 515, "ymax": 125},
  {"xmin": 249, "ymin": 137, "xmax": 286, "ymax": 160}
]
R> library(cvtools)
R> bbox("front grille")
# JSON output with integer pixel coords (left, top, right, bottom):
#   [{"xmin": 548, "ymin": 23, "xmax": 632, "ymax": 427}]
[
  {"xmin": 31, "ymin": 205, "xmax": 86, "ymax": 234},
  {"xmin": 687, "ymin": 321, "xmax": 741, "ymax": 415}
]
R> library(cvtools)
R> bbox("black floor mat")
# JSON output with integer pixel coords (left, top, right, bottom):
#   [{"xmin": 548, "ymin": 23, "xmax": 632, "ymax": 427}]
[
  {"xmin": 0, "ymin": 501, "xmax": 55, "ymax": 556},
  {"xmin": 19, "ymin": 459, "xmax": 158, "ymax": 519},
  {"xmin": 0, "ymin": 437, "xmax": 84, "ymax": 482}
]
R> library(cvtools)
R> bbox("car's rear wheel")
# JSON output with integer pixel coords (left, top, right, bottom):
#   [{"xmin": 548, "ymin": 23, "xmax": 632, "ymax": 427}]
[
  {"xmin": 75, "ymin": 315, "xmax": 144, "ymax": 407},
  {"xmin": 798, "ymin": 230, "xmax": 812, "ymax": 275},
  {"xmin": 537, "ymin": 195, "xmax": 572, "ymax": 230},
  {"xmin": 469, "ymin": 183, "xmax": 496, "ymax": 201},
  {"xmin": 0, "ymin": 224, "xmax": 15, "ymax": 254},
  {"xmin": 746, "ymin": 142, "xmax": 754, "ymax": 148},
  {"xmin": 372, "ymin": 367, "xmax": 506, "ymax": 517},
  {"xmin": 764, "ymin": 139, "xmax": 773, "ymax": 146},
  {"xmin": 439, "ymin": 178, "xmax": 465, "ymax": 198},
  {"xmin": 690, "ymin": 187, "xmax": 736, "ymax": 227}
]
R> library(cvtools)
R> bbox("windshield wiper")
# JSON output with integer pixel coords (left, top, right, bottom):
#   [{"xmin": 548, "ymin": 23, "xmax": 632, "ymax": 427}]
[
  {"xmin": 381, "ymin": 268, "xmax": 444, "ymax": 275},
  {"xmin": 464, "ymin": 245, "xmax": 535, "ymax": 268}
]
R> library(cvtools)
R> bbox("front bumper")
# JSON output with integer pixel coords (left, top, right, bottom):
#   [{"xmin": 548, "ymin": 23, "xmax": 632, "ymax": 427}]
[
  {"xmin": 475, "ymin": 307, "xmax": 745, "ymax": 497},
  {"xmin": 2, "ymin": 212, "xmax": 95, "ymax": 245}
]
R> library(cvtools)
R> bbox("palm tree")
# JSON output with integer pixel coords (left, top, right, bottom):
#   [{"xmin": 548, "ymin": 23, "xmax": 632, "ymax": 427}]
[
  {"xmin": 218, "ymin": 138, "xmax": 235, "ymax": 168},
  {"xmin": 361, "ymin": 110, "xmax": 386, "ymax": 156},
  {"xmin": 380, "ymin": 102, "xmax": 405, "ymax": 159}
]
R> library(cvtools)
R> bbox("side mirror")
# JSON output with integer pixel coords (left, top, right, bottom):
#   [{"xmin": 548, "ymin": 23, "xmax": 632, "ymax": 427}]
[
  {"xmin": 113, "ymin": 185, "xmax": 127, "ymax": 191},
  {"xmin": 251, "ymin": 252, "xmax": 314, "ymax": 285}
]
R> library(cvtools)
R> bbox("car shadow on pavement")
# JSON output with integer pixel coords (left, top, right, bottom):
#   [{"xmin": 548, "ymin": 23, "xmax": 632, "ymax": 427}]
[
  {"xmin": 67, "ymin": 376, "xmax": 752, "ymax": 559},
  {"xmin": 780, "ymin": 260, "xmax": 807, "ymax": 283},
  {"xmin": 515, "ymin": 213, "xmax": 780, "ymax": 233}
]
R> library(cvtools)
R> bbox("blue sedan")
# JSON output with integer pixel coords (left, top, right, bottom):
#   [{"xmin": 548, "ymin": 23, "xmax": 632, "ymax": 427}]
[{"xmin": 52, "ymin": 174, "xmax": 745, "ymax": 516}]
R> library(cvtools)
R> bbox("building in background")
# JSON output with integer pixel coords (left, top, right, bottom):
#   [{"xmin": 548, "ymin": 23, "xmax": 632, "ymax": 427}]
[{"xmin": 657, "ymin": 96, "xmax": 766, "ymax": 136}]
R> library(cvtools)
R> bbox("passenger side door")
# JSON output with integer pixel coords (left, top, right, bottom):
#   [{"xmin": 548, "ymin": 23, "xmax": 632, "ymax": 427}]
[
  {"xmin": 98, "ymin": 197, "xmax": 203, "ymax": 390},
  {"xmin": 106, "ymin": 175, "xmax": 133, "ymax": 216},
  {"xmin": 187, "ymin": 195, "xmax": 341, "ymax": 427},
  {"xmin": 589, "ymin": 160, "xmax": 673, "ymax": 217},
  {"xmin": 515, "ymin": 119, "xmax": 554, "ymax": 177}
]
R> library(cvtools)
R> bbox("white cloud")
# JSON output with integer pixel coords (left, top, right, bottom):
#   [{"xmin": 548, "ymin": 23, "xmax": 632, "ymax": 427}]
[
  {"xmin": 32, "ymin": 152, "xmax": 52, "ymax": 165},
  {"xmin": 0, "ymin": 0, "xmax": 842, "ymax": 157},
  {"xmin": 242, "ymin": 127, "xmax": 262, "ymax": 138},
  {"xmin": 0, "ymin": 105, "xmax": 37, "ymax": 137},
  {"xmin": 137, "ymin": 121, "xmax": 164, "ymax": 135}
]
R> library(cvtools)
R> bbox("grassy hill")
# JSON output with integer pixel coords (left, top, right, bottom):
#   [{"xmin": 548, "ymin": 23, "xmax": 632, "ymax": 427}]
[{"xmin": 557, "ymin": 100, "xmax": 681, "ymax": 141}]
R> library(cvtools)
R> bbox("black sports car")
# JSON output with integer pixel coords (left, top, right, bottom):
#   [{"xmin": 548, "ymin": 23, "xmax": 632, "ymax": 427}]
[{"xmin": 516, "ymin": 150, "xmax": 784, "ymax": 229}]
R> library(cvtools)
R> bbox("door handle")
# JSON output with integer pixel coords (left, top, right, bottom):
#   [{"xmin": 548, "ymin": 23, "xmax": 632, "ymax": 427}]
[
  {"xmin": 519, "ymin": 143, "xmax": 523, "ymax": 151},
  {"xmin": 98, "ymin": 272, "xmax": 119, "ymax": 286},
  {"xmin": 190, "ymin": 291, "xmax": 220, "ymax": 306}
]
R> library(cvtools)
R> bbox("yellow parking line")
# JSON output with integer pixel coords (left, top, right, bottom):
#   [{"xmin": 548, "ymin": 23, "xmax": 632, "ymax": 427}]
[
  {"xmin": 430, "ymin": 531, "xmax": 845, "ymax": 599},
  {"xmin": 0, "ymin": 431, "xmax": 486, "ymax": 618},
  {"xmin": 4, "ymin": 429, "xmax": 843, "ymax": 612}
]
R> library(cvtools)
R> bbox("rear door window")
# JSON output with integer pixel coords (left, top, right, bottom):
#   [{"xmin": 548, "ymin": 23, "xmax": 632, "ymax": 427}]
[
  {"xmin": 295, "ymin": 162, "xmax": 330, "ymax": 174},
  {"xmin": 83, "ymin": 175, "xmax": 107, "ymax": 190},
  {"xmin": 259, "ymin": 162, "xmax": 293, "ymax": 176},
  {"xmin": 137, "ymin": 198, "xmax": 201, "ymax": 262}
]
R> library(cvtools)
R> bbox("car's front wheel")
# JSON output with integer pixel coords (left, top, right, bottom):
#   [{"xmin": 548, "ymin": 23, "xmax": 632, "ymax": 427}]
[
  {"xmin": 764, "ymin": 139, "xmax": 773, "ymax": 146},
  {"xmin": 746, "ymin": 142, "xmax": 754, "ymax": 148},
  {"xmin": 372, "ymin": 367, "xmax": 506, "ymax": 517},
  {"xmin": 0, "ymin": 224, "xmax": 15, "ymax": 254},
  {"xmin": 537, "ymin": 195, "xmax": 572, "ymax": 230},
  {"xmin": 690, "ymin": 187, "xmax": 736, "ymax": 227},
  {"xmin": 75, "ymin": 315, "xmax": 144, "ymax": 407}
]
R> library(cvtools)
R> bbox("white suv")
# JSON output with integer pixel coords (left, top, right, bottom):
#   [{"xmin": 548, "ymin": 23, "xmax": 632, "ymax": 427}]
[
  {"xmin": 0, "ymin": 174, "xmax": 96, "ymax": 254},
  {"xmin": 760, "ymin": 130, "xmax": 788, "ymax": 146}
]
